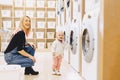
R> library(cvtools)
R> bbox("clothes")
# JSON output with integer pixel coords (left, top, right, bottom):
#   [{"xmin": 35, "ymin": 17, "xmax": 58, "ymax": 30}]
[
  {"xmin": 4, "ymin": 30, "xmax": 35, "ymax": 67},
  {"xmin": 4, "ymin": 30, "xmax": 26, "ymax": 53},
  {"xmin": 52, "ymin": 55, "xmax": 62, "ymax": 71},
  {"xmin": 51, "ymin": 39, "xmax": 65, "ymax": 71},
  {"xmin": 51, "ymin": 39, "xmax": 65, "ymax": 56},
  {"xmin": 4, "ymin": 45, "xmax": 34, "ymax": 67}
]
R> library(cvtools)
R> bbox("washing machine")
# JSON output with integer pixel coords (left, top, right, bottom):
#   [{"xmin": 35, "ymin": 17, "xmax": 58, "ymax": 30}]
[
  {"xmin": 67, "ymin": 0, "xmax": 82, "ymax": 72},
  {"xmin": 81, "ymin": 5, "xmax": 100, "ymax": 80},
  {"xmin": 85, "ymin": 0, "xmax": 99, "ymax": 12},
  {"xmin": 63, "ymin": 23, "xmax": 71, "ymax": 64},
  {"xmin": 62, "ymin": 0, "xmax": 71, "ymax": 64},
  {"xmin": 68, "ymin": 18, "xmax": 81, "ymax": 72},
  {"xmin": 70, "ymin": 19, "xmax": 78, "ymax": 54}
]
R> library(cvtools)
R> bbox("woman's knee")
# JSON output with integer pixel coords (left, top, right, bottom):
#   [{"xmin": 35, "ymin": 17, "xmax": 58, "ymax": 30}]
[
  {"xmin": 25, "ymin": 45, "xmax": 34, "ymax": 50},
  {"xmin": 24, "ymin": 45, "xmax": 35, "ymax": 56}
]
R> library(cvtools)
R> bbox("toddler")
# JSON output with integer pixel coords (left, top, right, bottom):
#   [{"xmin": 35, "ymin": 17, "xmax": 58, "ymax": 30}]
[{"xmin": 51, "ymin": 31, "xmax": 65, "ymax": 76}]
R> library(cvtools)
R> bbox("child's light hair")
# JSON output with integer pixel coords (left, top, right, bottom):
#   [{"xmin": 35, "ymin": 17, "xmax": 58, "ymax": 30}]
[{"xmin": 56, "ymin": 30, "xmax": 64, "ymax": 38}]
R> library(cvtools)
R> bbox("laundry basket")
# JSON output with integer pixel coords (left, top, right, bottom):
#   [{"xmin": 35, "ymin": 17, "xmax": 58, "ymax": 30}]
[{"xmin": 0, "ymin": 65, "xmax": 24, "ymax": 80}]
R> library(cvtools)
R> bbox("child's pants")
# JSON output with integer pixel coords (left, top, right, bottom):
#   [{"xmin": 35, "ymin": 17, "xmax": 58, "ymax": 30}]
[{"xmin": 52, "ymin": 55, "xmax": 62, "ymax": 71}]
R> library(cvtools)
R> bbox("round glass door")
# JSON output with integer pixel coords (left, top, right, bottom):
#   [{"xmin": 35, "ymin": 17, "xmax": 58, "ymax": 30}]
[{"xmin": 82, "ymin": 28, "xmax": 94, "ymax": 63}]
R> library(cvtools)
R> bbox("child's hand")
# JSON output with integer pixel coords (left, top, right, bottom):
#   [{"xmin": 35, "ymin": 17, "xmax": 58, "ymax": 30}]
[{"xmin": 52, "ymin": 52, "xmax": 55, "ymax": 56}]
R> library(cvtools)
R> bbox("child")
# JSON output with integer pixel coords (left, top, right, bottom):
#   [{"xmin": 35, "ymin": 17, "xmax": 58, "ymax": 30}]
[{"xmin": 51, "ymin": 31, "xmax": 65, "ymax": 76}]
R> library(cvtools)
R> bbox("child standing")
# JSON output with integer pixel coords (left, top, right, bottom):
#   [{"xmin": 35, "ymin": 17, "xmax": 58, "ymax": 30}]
[{"xmin": 51, "ymin": 31, "xmax": 65, "ymax": 76}]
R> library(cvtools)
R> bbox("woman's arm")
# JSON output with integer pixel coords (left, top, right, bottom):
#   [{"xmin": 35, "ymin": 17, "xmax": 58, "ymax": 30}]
[{"xmin": 18, "ymin": 50, "xmax": 36, "ymax": 62}]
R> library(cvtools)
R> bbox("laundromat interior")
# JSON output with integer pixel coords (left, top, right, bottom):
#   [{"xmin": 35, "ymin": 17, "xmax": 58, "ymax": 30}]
[{"xmin": 0, "ymin": 0, "xmax": 120, "ymax": 80}]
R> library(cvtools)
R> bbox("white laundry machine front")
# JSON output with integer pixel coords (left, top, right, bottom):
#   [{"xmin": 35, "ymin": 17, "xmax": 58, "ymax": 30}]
[
  {"xmin": 63, "ymin": 23, "xmax": 71, "ymax": 64},
  {"xmin": 85, "ymin": 0, "xmax": 99, "ymax": 12},
  {"xmin": 81, "ymin": 5, "xmax": 100, "ymax": 80},
  {"xmin": 69, "ymin": 19, "xmax": 80, "ymax": 72},
  {"xmin": 68, "ymin": 0, "xmax": 82, "ymax": 72}
]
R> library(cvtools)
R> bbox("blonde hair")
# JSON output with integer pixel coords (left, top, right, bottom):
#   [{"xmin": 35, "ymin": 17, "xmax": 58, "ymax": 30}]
[
  {"xmin": 19, "ymin": 16, "xmax": 31, "ymax": 36},
  {"xmin": 56, "ymin": 30, "xmax": 64, "ymax": 37}
]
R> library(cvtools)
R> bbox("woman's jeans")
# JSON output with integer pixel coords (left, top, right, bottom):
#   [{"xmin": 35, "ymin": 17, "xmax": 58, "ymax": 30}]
[{"xmin": 4, "ymin": 45, "xmax": 35, "ymax": 67}]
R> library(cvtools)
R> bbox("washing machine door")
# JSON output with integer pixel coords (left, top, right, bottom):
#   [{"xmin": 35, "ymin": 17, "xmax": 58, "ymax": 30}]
[
  {"xmin": 64, "ymin": 31, "xmax": 66, "ymax": 42},
  {"xmin": 82, "ymin": 23, "xmax": 94, "ymax": 63},
  {"xmin": 70, "ymin": 29, "xmax": 78, "ymax": 54}
]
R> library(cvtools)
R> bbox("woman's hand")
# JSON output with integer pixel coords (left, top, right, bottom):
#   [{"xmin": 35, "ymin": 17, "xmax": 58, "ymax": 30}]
[
  {"xmin": 18, "ymin": 50, "xmax": 36, "ymax": 62},
  {"xmin": 26, "ymin": 43, "xmax": 36, "ymax": 50},
  {"xmin": 29, "ymin": 55, "xmax": 36, "ymax": 62},
  {"xmin": 31, "ymin": 44, "xmax": 36, "ymax": 50}
]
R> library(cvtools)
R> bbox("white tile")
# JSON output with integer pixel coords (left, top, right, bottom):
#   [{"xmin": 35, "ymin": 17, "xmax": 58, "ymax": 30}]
[{"xmin": 0, "ymin": 51, "xmax": 82, "ymax": 80}]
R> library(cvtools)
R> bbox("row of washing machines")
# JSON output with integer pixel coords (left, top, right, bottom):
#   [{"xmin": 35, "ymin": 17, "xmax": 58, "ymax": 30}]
[{"xmin": 62, "ymin": 1, "xmax": 100, "ymax": 80}]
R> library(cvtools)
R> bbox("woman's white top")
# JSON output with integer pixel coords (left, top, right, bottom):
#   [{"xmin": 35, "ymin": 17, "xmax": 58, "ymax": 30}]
[{"xmin": 51, "ymin": 39, "xmax": 65, "ymax": 56}]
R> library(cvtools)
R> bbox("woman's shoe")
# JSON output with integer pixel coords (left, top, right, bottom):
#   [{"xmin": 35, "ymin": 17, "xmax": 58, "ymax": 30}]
[{"xmin": 25, "ymin": 67, "xmax": 39, "ymax": 75}]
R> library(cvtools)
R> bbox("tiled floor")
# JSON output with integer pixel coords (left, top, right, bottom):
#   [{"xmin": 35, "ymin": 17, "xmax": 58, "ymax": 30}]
[{"xmin": 0, "ymin": 52, "xmax": 82, "ymax": 80}]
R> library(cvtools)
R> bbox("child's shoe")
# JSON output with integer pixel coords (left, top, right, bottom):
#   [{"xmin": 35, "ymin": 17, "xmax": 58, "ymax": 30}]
[
  {"xmin": 52, "ymin": 70, "xmax": 57, "ymax": 75},
  {"xmin": 56, "ymin": 71, "xmax": 61, "ymax": 76}
]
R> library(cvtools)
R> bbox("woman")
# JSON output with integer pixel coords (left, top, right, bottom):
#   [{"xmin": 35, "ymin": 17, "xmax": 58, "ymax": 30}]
[{"xmin": 4, "ymin": 16, "xmax": 39, "ymax": 75}]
